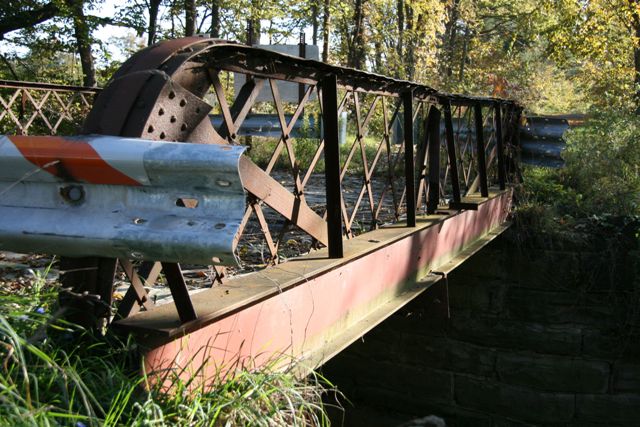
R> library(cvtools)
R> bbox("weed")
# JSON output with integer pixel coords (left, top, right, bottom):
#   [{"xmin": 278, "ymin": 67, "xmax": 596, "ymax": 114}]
[{"xmin": 0, "ymin": 273, "xmax": 337, "ymax": 426}]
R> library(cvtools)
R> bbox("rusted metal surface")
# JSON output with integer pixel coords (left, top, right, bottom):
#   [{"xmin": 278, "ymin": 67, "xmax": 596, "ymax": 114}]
[
  {"xmin": 120, "ymin": 190, "xmax": 512, "ymax": 382},
  {"xmin": 1, "ymin": 37, "xmax": 522, "ymax": 330},
  {"xmin": 79, "ymin": 37, "xmax": 522, "ymax": 269},
  {"xmin": 320, "ymin": 74, "xmax": 344, "ymax": 258},
  {"xmin": 0, "ymin": 80, "xmax": 99, "ymax": 136}
]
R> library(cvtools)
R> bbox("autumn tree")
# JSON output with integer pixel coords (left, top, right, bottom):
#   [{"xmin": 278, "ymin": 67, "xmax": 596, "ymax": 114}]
[{"xmin": 1, "ymin": 0, "xmax": 106, "ymax": 86}]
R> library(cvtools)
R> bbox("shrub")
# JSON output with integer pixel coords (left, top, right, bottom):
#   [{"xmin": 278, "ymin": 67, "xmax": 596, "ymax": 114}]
[{"xmin": 562, "ymin": 112, "xmax": 640, "ymax": 216}]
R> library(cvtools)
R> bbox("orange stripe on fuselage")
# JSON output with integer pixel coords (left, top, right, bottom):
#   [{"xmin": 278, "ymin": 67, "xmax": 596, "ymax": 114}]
[{"xmin": 9, "ymin": 136, "xmax": 141, "ymax": 186}]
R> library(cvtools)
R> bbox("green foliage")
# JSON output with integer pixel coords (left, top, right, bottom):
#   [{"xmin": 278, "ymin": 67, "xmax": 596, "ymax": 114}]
[
  {"xmin": 246, "ymin": 133, "xmax": 381, "ymax": 175},
  {"xmin": 563, "ymin": 112, "xmax": 640, "ymax": 215},
  {"xmin": 543, "ymin": 0, "xmax": 638, "ymax": 112},
  {"xmin": 0, "ymin": 276, "xmax": 334, "ymax": 426},
  {"xmin": 2, "ymin": 0, "xmax": 638, "ymax": 117},
  {"xmin": 517, "ymin": 112, "xmax": 640, "ymax": 235}
]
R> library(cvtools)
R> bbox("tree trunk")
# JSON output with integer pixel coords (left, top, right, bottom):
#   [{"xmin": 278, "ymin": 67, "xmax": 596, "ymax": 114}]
[
  {"xmin": 311, "ymin": 2, "xmax": 318, "ymax": 45},
  {"xmin": 458, "ymin": 27, "xmax": 469, "ymax": 82},
  {"xmin": 441, "ymin": 0, "xmax": 459, "ymax": 77},
  {"xmin": 349, "ymin": 0, "xmax": 365, "ymax": 69},
  {"xmin": 248, "ymin": 19, "xmax": 260, "ymax": 44},
  {"xmin": 635, "ymin": 34, "xmax": 640, "ymax": 114},
  {"xmin": 396, "ymin": 0, "xmax": 403, "ymax": 78},
  {"xmin": 147, "ymin": 0, "xmax": 161, "ymax": 46},
  {"xmin": 65, "ymin": 0, "xmax": 95, "ymax": 87},
  {"xmin": 322, "ymin": 0, "xmax": 331, "ymax": 62},
  {"xmin": 374, "ymin": 40, "xmax": 382, "ymax": 73},
  {"xmin": 248, "ymin": 0, "xmax": 261, "ymax": 45},
  {"xmin": 211, "ymin": 0, "xmax": 220, "ymax": 38},
  {"xmin": 404, "ymin": 1, "xmax": 414, "ymax": 79},
  {"xmin": 185, "ymin": 0, "xmax": 196, "ymax": 36}
]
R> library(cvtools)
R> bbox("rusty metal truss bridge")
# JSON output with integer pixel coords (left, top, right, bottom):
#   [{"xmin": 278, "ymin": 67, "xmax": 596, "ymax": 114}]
[{"xmin": 0, "ymin": 37, "xmax": 523, "ymax": 380}]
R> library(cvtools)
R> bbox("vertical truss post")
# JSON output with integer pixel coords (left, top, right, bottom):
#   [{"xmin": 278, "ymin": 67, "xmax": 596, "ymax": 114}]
[
  {"xmin": 513, "ymin": 106, "xmax": 524, "ymax": 184},
  {"xmin": 503, "ymin": 104, "xmax": 516, "ymax": 183},
  {"xmin": 321, "ymin": 74, "xmax": 344, "ymax": 258},
  {"xmin": 443, "ymin": 100, "xmax": 461, "ymax": 203},
  {"xmin": 403, "ymin": 90, "xmax": 416, "ymax": 226},
  {"xmin": 473, "ymin": 103, "xmax": 489, "ymax": 197},
  {"xmin": 494, "ymin": 102, "xmax": 506, "ymax": 190},
  {"xmin": 162, "ymin": 262, "xmax": 197, "ymax": 323},
  {"xmin": 298, "ymin": 32, "xmax": 306, "ymax": 107},
  {"xmin": 426, "ymin": 105, "xmax": 442, "ymax": 214}
]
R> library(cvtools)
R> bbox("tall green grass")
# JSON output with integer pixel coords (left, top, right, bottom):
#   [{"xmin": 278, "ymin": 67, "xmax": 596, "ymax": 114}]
[{"xmin": 0, "ymin": 267, "xmax": 336, "ymax": 426}]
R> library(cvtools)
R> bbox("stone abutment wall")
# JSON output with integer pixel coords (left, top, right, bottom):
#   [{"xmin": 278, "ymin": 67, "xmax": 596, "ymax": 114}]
[{"xmin": 323, "ymin": 228, "xmax": 640, "ymax": 426}]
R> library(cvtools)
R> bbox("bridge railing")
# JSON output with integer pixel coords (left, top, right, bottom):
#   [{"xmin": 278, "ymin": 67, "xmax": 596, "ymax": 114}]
[
  {"xmin": 185, "ymin": 44, "xmax": 523, "ymax": 264},
  {"xmin": 0, "ymin": 80, "xmax": 100, "ymax": 136},
  {"xmin": 0, "ymin": 54, "xmax": 522, "ymax": 270},
  {"xmin": 0, "ymin": 39, "xmax": 523, "ymax": 327}
]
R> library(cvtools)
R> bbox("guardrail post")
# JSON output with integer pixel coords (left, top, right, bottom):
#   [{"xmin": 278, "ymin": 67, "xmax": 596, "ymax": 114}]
[
  {"xmin": 443, "ymin": 100, "xmax": 461, "ymax": 203},
  {"xmin": 320, "ymin": 74, "xmax": 344, "ymax": 258},
  {"xmin": 403, "ymin": 90, "xmax": 416, "ymax": 226},
  {"xmin": 494, "ymin": 102, "xmax": 506, "ymax": 190},
  {"xmin": 473, "ymin": 103, "xmax": 489, "ymax": 197},
  {"xmin": 426, "ymin": 105, "xmax": 441, "ymax": 214}
]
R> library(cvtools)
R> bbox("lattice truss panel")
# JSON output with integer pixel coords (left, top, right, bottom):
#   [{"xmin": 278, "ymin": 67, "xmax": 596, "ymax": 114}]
[
  {"xmin": 207, "ymin": 73, "xmax": 413, "ymax": 267},
  {"xmin": 0, "ymin": 81, "xmax": 97, "ymax": 136}
]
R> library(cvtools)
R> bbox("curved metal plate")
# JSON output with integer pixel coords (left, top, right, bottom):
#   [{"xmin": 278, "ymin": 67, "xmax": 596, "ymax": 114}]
[{"xmin": 0, "ymin": 135, "xmax": 246, "ymax": 265}]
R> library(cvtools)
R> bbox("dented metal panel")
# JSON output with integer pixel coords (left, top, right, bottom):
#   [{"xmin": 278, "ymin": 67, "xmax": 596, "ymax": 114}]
[{"xmin": 0, "ymin": 135, "xmax": 246, "ymax": 265}]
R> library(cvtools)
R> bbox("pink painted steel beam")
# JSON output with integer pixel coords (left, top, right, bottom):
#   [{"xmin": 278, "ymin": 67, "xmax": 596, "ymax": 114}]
[{"xmin": 117, "ymin": 190, "xmax": 513, "ymax": 384}]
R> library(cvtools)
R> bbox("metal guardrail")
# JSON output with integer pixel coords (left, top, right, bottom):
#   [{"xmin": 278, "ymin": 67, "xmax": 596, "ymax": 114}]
[
  {"xmin": 0, "ymin": 135, "xmax": 246, "ymax": 264},
  {"xmin": 520, "ymin": 116, "xmax": 570, "ymax": 168}
]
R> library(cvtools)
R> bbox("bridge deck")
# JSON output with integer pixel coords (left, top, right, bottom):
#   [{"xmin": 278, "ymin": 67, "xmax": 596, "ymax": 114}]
[{"xmin": 116, "ymin": 189, "xmax": 512, "ymax": 378}]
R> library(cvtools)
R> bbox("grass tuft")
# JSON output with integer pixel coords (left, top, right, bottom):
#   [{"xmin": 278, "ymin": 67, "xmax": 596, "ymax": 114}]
[{"xmin": 0, "ymin": 266, "xmax": 337, "ymax": 426}]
